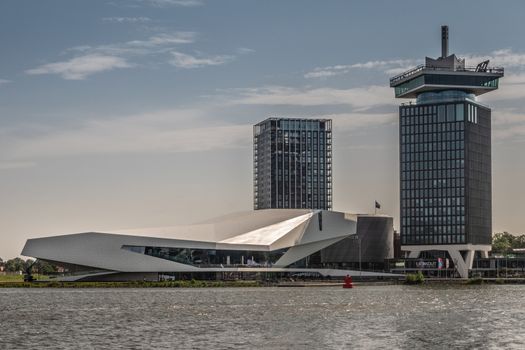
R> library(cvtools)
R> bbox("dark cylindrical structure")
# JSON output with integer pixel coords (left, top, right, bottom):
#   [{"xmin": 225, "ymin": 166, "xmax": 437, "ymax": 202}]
[
  {"xmin": 320, "ymin": 215, "xmax": 394, "ymax": 264},
  {"xmin": 441, "ymin": 25, "xmax": 449, "ymax": 58}
]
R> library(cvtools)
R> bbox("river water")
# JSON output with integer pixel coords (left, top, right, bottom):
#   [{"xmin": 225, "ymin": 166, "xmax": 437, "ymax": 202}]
[{"xmin": 0, "ymin": 285, "xmax": 524, "ymax": 349}]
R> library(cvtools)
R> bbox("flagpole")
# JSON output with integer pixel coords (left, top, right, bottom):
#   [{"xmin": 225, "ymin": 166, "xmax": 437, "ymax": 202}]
[{"xmin": 374, "ymin": 201, "xmax": 380, "ymax": 215}]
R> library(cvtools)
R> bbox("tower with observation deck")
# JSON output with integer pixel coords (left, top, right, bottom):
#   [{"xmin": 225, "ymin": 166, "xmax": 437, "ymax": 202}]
[{"xmin": 390, "ymin": 26, "xmax": 504, "ymax": 278}]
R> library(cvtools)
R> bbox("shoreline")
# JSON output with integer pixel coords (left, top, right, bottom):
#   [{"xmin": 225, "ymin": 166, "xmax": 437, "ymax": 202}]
[
  {"xmin": 0, "ymin": 280, "xmax": 263, "ymax": 288},
  {"xmin": 2, "ymin": 278, "xmax": 525, "ymax": 288}
]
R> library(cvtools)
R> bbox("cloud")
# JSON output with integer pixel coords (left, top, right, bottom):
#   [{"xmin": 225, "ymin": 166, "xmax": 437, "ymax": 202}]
[
  {"xmin": 502, "ymin": 73, "xmax": 525, "ymax": 85},
  {"xmin": 0, "ymin": 79, "xmax": 11, "ymax": 85},
  {"xmin": 479, "ymin": 73, "xmax": 525, "ymax": 103},
  {"xmin": 305, "ymin": 49, "xmax": 525, "ymax": 80},
  {"xmin": 465, "ymin": 49, "xmax": 525, "ymax": 68},
  {"xmin": 1, "ymin": 108, "xmax": 250, "ymax": 163},
  {"xmin": 483, "ymin": 106, "xmax": 525, "ymax": 143},
  {"xmin": 494, "ymin": 123, "xmax": 525, "ymax": 142},
  {"xmin": 0, "ymin": 106, "xmax": 398, "ymax": 166},
  {"xmin": 139, "ymin": 0, "xmax": 203, "ymax": 7},
  {"xmin": 67, "ymin": 32, "xmax": 196, "ymax": 56},
  {"xmin": 25, "ymin": 54, "xmax": 133, "ymax": 80},
  {"xmin": 305, "ymin": 59, "xmax": 417, "ymax": 79},
  {"xmin": 126, "ymin": 32, "xmax": 196, "ymax": 47},
  {"xmin": 102, "ymin": 17, "xmax": 151, "ymax": 23},
  {"xmin": 304, "ymin": 67, "xmax": 348, "ymax": 79},
  {"xmin": 27, "ymin": 31, "xmax": 242, "ymax": 79},
  {"xmin": 236, "ymin": 47, "xmax": 255, "ymax": 55},
  {"xmin": 224, "ymin": 85, "xmax": 394, "ymax": 109},
  {"xmin": 0, "ymin": 161, "xmax": 36, "ymax": 170},
  {"xmin": 328, "ymin": 112, "xmax": 396, "ymax": 131},
  {"xmin": 483, "ymin": 108, "xmax": 525, "ymax": 126},
  {"xmin": 26, "ymin": 32, "xmax": 197, "ymax": 79},
  {"xmin": 170, "ymin": 51, "xmax": 234, "ymax": 68}
]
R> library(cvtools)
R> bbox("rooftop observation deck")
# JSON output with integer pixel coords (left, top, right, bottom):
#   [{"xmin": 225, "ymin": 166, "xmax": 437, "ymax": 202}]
[
  {"xmin": 389, "ymin": 64, "xmax": 504, "ymax": 99},
  {"xmin": 390, "ymin": 64, "xmax": 504, "ymax": 87},
  {"xmin": 390, "ymin": 25, "xmax": 505, "ymax": 98}
]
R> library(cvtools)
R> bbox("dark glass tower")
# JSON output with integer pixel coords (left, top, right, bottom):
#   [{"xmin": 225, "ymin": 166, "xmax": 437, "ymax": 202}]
[
  {"xmin": 390, "ymin": 26, "xmax": 504, "ymax": 277},
  {"xmin": 253, "ymin": 118, "xmax": 332, "ymax": 210}
]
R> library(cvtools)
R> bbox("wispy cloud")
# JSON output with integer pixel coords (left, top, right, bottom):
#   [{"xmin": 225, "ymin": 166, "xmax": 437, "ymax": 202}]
[
  {"xmin": 26, "ymin": 54, "xmax": 133, "ymax": 80},
  {"xmin": 170, "ymin": 51, "xmax": 234, "ymax": 68},
  {"xmin": 1, "ymin": 109, "xmax": 250, "ymax": 163},
  {"xmin": 139, "ymin": 0, "xmax": 203, "ymax": 7},
  {"xmin": 0, "ymin": 161, "xmax": 36, "ymax": 170},
  {"xmin": 493, "ymin": 125, "xmax": 525, "ymax": 142},
  {"xmin": 502, "ymin": 73, "xmax": 525, "ymax": 84},
  {"xmin": 0, "ymin": 106, "xmax": 399, "ymax": 166},
  {"xmin": 493, "ymin": 116, "xmax": 525, "ymax": 142},
  {"xmin": 492, "ymin": 108, "xmax": 525, "ymax": 126},
  {"xmin": 27, "ymin": 30, "xmax": 245, "ymax": 79},
  {"xmin": 126, "ymin": 32, "xmax": 197, "ymax": 47},
  {"xmin": 236, "ymin": 47, "xmax": 255, "ymax": 55},
  {"xmin": 66, "ymin": 32, "xmax": 196, "ymax": 56},
  {"xmin": 102, "ymin": 16, "xmax": 152, "ymax": 23},
  {"xmin": 305, "ymin": 49, "xmax": 525, "ymax": 80},
  {"xmin": 328, "ymin": 112, "xmax": 396, "ymax": 131},
  {"xmin": 25, "ymin": 32, "xmax": 192, "ymax": 80},
  {"xmin": 0, "ymin": 79, "xmax": 11, "ymax": 85},
  {"xmin": 305, "ymin": 59, "xmax": 417, "ymax": 79},
  {"xmin": 480, "ymin": 73, "xmax": 525, "ymax": 103},
  {"xmin": 223, "ymin": 85, "xmax": 394, "ymax": 110},
  {"xmin": 465, "ymin": 49, "xmax": 525, "ymax": 68}
]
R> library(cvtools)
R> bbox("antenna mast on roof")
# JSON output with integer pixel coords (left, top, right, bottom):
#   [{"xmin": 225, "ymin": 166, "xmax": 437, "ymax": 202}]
[{"xmin": 441, "ymin": 25, "xmax": 449, "ymax": 58}]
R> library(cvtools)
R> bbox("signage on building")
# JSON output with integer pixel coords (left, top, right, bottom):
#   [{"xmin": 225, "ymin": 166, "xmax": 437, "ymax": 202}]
[
  {"xmin": 416, "ymin": 260, "xmax": 437, "ymax": 269},
  {"xmin": 438, "ymin": 258, "xmax": 444, "ymax": 270}
]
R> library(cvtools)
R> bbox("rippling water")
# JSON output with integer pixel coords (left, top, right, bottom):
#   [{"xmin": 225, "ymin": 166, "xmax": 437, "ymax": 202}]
[{"xmin": 1, "ymin": 285, "xmax": 524, "ymax": 349}]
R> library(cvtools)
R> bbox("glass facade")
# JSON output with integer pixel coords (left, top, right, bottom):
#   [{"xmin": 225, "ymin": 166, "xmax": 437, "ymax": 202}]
[
  {"xmin": 416, "ymin": 90, "xmax": 476, "ymax": 104},
  {"xmin": 122, "ymin": 245, "xmax": 328, "ymax": 269},
  {"xmin": 393, "ymin": 71, "xmax": 500, "ymax": 98},
  {"xmin": 123, "ymin": 245, "xmax": 287, "ymax": 267},
  {"xmin": 253, "ymin": 118, "xmax": 332, "ymax": 210},
  {"xmin": 399, "ymin": 99, "xmax": 492, "ymax": 246}
]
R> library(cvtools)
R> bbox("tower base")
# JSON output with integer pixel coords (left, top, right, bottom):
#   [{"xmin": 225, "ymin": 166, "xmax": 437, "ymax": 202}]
[{"xmin": 402, "ymin": 244, "xmax": 491, "ymax": 279}]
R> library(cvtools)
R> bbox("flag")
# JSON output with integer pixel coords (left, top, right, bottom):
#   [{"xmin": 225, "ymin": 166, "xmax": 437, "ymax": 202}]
[{"xmin": 375, "ymin": 201, "xmax": 381, "ymax": 209}]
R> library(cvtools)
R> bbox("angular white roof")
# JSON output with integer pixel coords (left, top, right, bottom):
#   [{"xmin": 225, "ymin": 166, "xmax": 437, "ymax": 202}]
[{"xmin": 22, "ymin": 209, "xmax": 357, "ymax": 275}]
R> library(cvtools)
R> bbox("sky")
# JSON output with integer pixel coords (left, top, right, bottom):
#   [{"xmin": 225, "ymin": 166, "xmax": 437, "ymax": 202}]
[{"xmin": 1, "ymin": 0, "xmax": 525, "ymax": 259}]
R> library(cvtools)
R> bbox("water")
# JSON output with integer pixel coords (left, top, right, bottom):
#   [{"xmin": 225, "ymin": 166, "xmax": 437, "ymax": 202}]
[{"xmin": 0, "ymin": 285, "xmax": 524, "ymax": 349}]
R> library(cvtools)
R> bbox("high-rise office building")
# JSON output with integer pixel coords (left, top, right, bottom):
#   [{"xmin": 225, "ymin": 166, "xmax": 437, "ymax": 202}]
[
  {"xmin": 253, "ymin": 118, "xmax": 332, "ymax": 210},
  {"xmin": 390, "ymin": 26, "xmax": 504, "ymax": 277}
]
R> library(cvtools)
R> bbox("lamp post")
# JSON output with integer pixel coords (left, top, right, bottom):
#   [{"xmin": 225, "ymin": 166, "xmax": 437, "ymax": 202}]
[
  {"xmin": 506, "ymin": 255, "xmax": 508, "ymax": 279},
  {"xmin": 359, "ymin": 238, "xmax": 361, "ymax": 276}
]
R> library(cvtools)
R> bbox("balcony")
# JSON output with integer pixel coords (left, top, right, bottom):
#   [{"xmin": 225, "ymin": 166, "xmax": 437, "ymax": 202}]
[
  {"xmin": 390, "ymin": 65, "xmax": 504, "ymax": 87},
  {"xmin": 390, "ymin": 64, "xmax": 504, "ymax": 99}
]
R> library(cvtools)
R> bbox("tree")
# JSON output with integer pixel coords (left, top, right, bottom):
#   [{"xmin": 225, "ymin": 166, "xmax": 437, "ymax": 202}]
[
  {"xmin": 492, "ymin": 232, "xmax": 525, "ymax": 254},
  {"xmin": 33, "ymin": 260, "xmax": 57, "ymax": 274},
  {"xmin": 4, "ymin": 257, "xmax": 26, "ymax": 272}
]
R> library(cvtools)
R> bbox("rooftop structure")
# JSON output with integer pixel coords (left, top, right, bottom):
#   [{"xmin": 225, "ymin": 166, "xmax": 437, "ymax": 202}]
[{"xmin": 390, "ymin": 26, "xmax": 504, "ymax": 99}]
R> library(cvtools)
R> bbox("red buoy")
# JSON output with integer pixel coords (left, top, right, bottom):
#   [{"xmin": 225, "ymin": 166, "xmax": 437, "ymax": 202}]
[{"xmin": 343, "ymin": 274, "xmax": 353, "ymax": 288}]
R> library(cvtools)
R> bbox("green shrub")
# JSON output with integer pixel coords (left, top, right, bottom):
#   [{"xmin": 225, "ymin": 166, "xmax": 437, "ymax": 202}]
[
  {"xmin": 405, "ymin": 271, "xmax": 425, "ymax": 285},
  {"xmin": 467, "ymin": 277, "xmax": 483, "ymax": 285}
]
